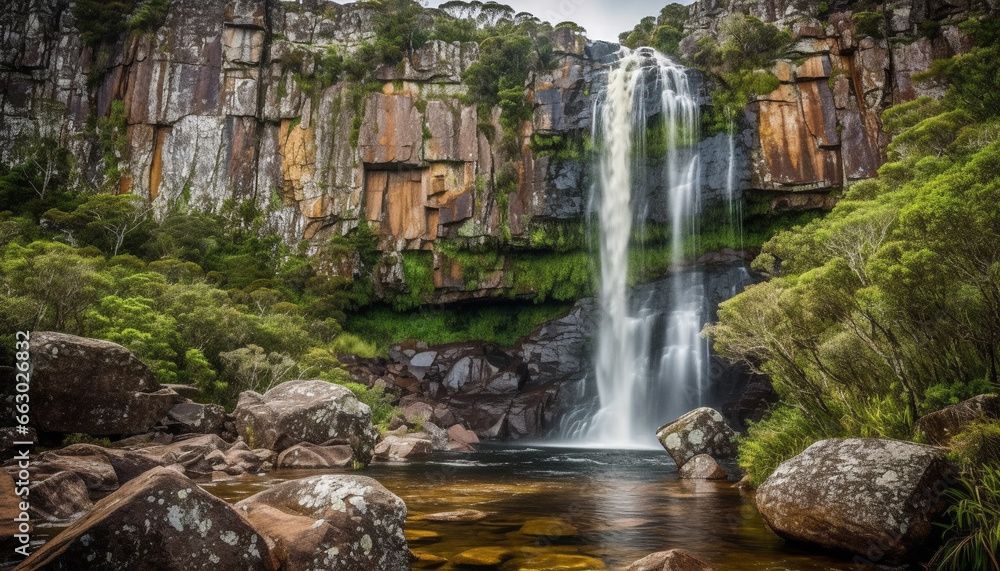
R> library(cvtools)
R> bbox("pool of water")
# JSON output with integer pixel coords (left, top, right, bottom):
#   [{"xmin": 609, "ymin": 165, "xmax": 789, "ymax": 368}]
[{"xmin": 202, "ymin": 445, "xmax": 873, "ymax": 571}]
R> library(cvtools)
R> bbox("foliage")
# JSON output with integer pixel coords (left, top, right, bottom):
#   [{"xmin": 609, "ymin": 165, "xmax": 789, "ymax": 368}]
[
  {"xmin": 738, "ymin": 405, "xmax": 838, "ymax": 487},
  {"xmin": 619, "ymin": 4, "xmax": 689, "ymax": 55},
  {"xmin": 345, "ymin": 300, "xmax": 571, "ymax": 352},
  {"xmin": 689, "ymin": 15, "xmax": 792, "ymax": 134},
  {"xmin": 339, "ymin": 382, "xmax": 400, "ymax": 431},
  {"xmin": 852, "ymin": 12, "xmax": 885, "ymax": 40},
  {"xmin": 711, "ymin": 20, "xmax": 1000, "ymax": 486},
  {"xmin": 933, "ymin": 466, "xmax": 1000, "ymax": 571},
  {"xmin": 73, "ymin": 0, "xmax": 168, "ymax": 47}
]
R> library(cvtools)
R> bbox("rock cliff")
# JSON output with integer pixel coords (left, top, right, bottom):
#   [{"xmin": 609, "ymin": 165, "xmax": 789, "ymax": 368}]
[{"xmin": 0, "ymin": 0, "xmax": 988, "ymax": 301}]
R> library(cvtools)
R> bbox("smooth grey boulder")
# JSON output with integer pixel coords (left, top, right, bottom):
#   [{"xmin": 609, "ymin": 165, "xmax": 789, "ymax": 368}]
[
  {"xmin": 233, "ymin": 380, "xmax": 379, "ymax": 465},
  {"xmin": 372, "ymin": 435, "xmax": 434, "ymax": 462},
  {"xmin": 277, "ymin": 442, "xmax": 354, "ymax": 469},
  {"xmin": 677, "ymin": 454, "xmax": 729, "ymax": 480},
  {"xmin": 756, "ymin": 438, "xmax": 956, "ymax": 564},
  {"xmin": 29, "ymin": 332, "xmax": 178, "ymax": 435},
  {"xmin": 656, "ymin": 408, "xmax": 737, "ymax": 468},
  {"xmin": 161, "ymin": 402, "xmax": 227, "ymax": 435},
  {"xmin": 235, "ymin": 474, "xmax": 409, "ymax": 571}
]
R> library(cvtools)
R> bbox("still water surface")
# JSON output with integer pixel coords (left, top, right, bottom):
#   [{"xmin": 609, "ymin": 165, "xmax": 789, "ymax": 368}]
[{"xmin": 203, "ymin": 445, "xmax": 872, "ymax": 571}]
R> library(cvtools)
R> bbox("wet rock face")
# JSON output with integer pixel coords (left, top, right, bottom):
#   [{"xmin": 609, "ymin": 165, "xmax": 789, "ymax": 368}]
[
  {"xmin": 233, "ymin": 379, "xmax": 379, "ymax": 464},
  {"xmin": 28, "ymin": 332, "xmax": 178, "ymax": 435},
  {"xmin": 755, "ymin": 438, "xmax": 956, "ymax": 564},
  {"xmin": 656, "ymin": 408, "xmax": 738, "ymax": 468},
  {"xmin": 915, "ymin": 394, "xmax": 1000, "ymax": 445},
  {"xmin": 235, "ymin": 474, "xmax": 409, "ymax": 571},
  {"xmin": 17, "ymin": 467, "xmax": 275, "ymax": 571}
]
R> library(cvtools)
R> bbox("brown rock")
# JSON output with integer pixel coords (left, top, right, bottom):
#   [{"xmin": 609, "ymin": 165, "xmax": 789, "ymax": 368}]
[
  {"xmin": 277, "ymin": 442, "xmax": 354, "ymax": 469},
  {"xmin": 451, "ymin": 546, "xmax": 514, "ymax": 567},
  {"xmin": 373, "ymin": 435, "xmax": 434, "ymax": 462},
  {"xmin": 29, "ymin": 471, "xmax": 92, "ymax": 521},
  {"xmin": 447, "ymin": 424, "xmax": 480, "ymax": 446},
  {"xmin": 17, "ymin": 467, "xmax": 275, "ymax": 571},
  {"xmin": 0, "ymin": 471, "xmax": 23, "ymax": 551},
  {"xmin": 235, "ymin": 474, "xmax": 409, "ymax": 571},
  {"xmin": 233, "ymin": 380, "xmax": 379, "ymax": 465},
  {"xmin": 624, "ymin": 549, "xmax": 717, "ymax": 571},
  {"xmin": 421, "ymin": 509, "xmax": 487, "ymax": 522},
  {"xmin": 26, "ymin": 445, "xmax": 119, "ymax": 494},
  {"xmin": 29, "ymin": 332, "xmax": 178, "ymax": 435},
  {"xmin": 915, "ymin": 394, "xmax": 1000, "ymax": 446},
  {"xmin": 519, "ymin": 517, "xmax": 578, "ymax": 537},
  {"xmin": 161, "ymin": 402, "xmax": 226, "ymax": 435},
  {"xmin": 756, "ymin": 438, "xmax": 956, "ymax": 564},
  {"xmin": 678, "ymin": 454, "xmax": 729, "ymax": 480},
  {"xmin": 359, "ymin": 93, "xmax": 422, "ymax": 165}
]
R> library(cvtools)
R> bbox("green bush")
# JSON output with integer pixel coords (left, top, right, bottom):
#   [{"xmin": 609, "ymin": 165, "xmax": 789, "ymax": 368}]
[
  {"xmin": 852, "ymin": 12, "xmax": 885, "ymax": 40},
  {"xmin": 933, "ymin": 467, "xmax": 1000, "ymax": 571},
  {"xmin": 737, "ymin": 404, "xmax": 838, "ymax": 487},
  {"xmin": 339, "ymin": 382, "xmax": 400, "ymax": 431}
]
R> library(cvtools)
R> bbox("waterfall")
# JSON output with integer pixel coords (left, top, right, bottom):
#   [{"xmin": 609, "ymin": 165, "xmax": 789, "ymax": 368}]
[{"xmin": 578, "ymin": 47, "xmax": 707, "ymax": 447}]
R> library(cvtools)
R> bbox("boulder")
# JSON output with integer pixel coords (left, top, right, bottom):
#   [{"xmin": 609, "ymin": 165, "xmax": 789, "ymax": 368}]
[
  {"xmin": 410, "ymin": 420, "xmax": 449, "ymax": 451},
  {"xmin": 137, "ymin": 434, "xmax": 234, "ymax": 480},
  {"xmin": 915, "ymin": 394, "xmax": 1000, "ymax": 445},
  {"xmin": 234, "ymin": 380, "xmax": 379, "ymax": 465},
  {"xmin": 28, "ymin": 332, "xmax": 178, "ymax": 435},
  {"xmin": 678, "ymin": 454, "xmax": 729, "ymax": 480},
  {"xmin": 372, "ymin": 435, "xmax": 434, "ymax": 462},
  {"xmin": 17, "ymin": 467, "xmax": 275, "ymax": 571},
  {"xmin": 161, "ymin": 402, "xmax": 227, "ymax": 435},
  {"xmin": 277, "ymin": 442, "xmax": 354, "ymax": 469},
  {"xmin": 29, "ymin": 471, "xmax": 92, "ymax": 521},
  {"xmin": 519, "ymin": 517, "xmax": 578, "ymax": 537},
  {"xmin": 656, "ymin": 408, "xmax": 737, "ymax": 468},
  {"xmin": 755, "ymin": 438, "xmax": 956, "ymax": 564},
  {"xmin": 624, "ymin": 549, "xmax": 717, "ymax": 571},
  {"xmin": 235, "ymin": 474, "xmax": 409, "ymax": 571},
  {"xmin": 447, "ymin": 424, "xmax": 480, "ymax": 446},
  {"xmin": 23, "ymin": 445, "xmax": 120, "ymax": 494}
]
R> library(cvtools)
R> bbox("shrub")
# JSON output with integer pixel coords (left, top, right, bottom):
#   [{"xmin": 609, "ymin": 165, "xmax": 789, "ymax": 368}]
[
  {"xmin": 737, "ymin": 404, "xmax": 839, "ymax": 487},
  {"xmin": 932, "ymin": 467, "xmax": 1000, "ymax": 571},
  {"xmin": 339, "ymin": 382, "xmax": 400, "ymax": 431}
]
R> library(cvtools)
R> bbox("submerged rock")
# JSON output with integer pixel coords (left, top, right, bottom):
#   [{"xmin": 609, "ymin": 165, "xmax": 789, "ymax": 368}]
[
  {"xmin": 17, "ymin": 467, "xmax": 275, "ymax": 571},
  {"xmin": 677, "ymin": 454, "xmax": 729, "ymax": 480},
  {"xmin": 624, "ymin": 549, "xmax": 717, "ymax": 570},
  {"xmin": 29, "ymin": 332, "xmax": 178, "ymax": 435},
  {"xmin": 915, "ymin": 394, "xmax": 1000, "ymax": 445},
  {"xmin": 451, "ymin": 546, "xmax": 514, "ymax": 567},
  {"xmin": 235, "ymin": 474, "xmax": 409, "ymax": 571},
  {"xmin": 519, "ymin": 517, "xmax": 579, "ymax": 537},
  {"xmin": 233, "ymin": 380, "xmax": 379, "ymax": 465},
  {"xmin": 420, "ymin": 508, "xmax": 487, "ymax": 522},
  {"xmin": 656, "ymin": 408, "xmax": 737, "ymax": 468},
  {"xmin": 755, "ymin": 438, "xmax": 956, "ymax": 564}
]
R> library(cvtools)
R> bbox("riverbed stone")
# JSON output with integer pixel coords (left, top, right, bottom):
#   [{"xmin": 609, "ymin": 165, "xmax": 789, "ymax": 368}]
[
  {"xmin": 656, "ymin": 408, "xmax": 737, "ymax": 468},
  {"xmin": 0, "ymin": 471, "xmax": 20, "ymax": 550},
  {"xmin": 16, "ymin": 466, "xmax": 275, "ymax": 571},
  {"xmin": 513, "ymin": 552, "xmax": 607, "ymax": 570},
  {"xmin": 28, "ymin": 332, "xmax": 179, "ymax": 435},
  {"xmin": 234, "ymin": 379, "xmax": 379, "ymax": 465},
  {"xmin": 451, "ymin": 546, "xmax": 514, "ymax": 567},
  {"xmin": 372, "ymin": 435, "xmax": 434, "ymax": 462},
  {"xmin": 624, "ymin": 549, "xmax": 717, "ymax": 571},
  {"xmin": 161, "ymin": 401, "xmax": 227, "ymax": 435},
  {"xmin": 421, "ymin": 508, "xmax": 487, "ymax": 522},
  {"xmin": 447, "ymin": 424, "xmax": 480, "ymax": 446},
  {"xmin": 277, "ymin": 442, "xmax": 354, "ymax": 469},
  {"xmin": 29, "ymin": 471, "xmax": 92, "ymax": 521},
  {"xmin": 914, "ymin": 394, "xmax": 1000, "ymax": 445},
  {"xmin": 235, "ymin": 474, "xmax": 409, "ymax": 571},
  {"xmin": 519, "ymin": 517, "xmax": 579, "ymax": 537},
  {"xmin": 755, "ymin": 438, "xmax": 956, "ymax": 563},
  {"xmin": 678, "ymin": 454, "xmax": 729, "ymax": 480}
]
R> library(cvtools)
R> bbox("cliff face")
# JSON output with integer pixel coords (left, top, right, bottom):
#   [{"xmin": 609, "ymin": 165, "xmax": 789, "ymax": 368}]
[
  {"xmin": 0, "ymin": 0, "xmax": 987, "ymax": 301},
  {"xmin": 684, "ymin": 0, "xmax": 986, "ymax": 206}
]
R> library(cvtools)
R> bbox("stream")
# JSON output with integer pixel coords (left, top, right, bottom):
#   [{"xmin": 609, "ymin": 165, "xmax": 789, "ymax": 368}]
[{"xmin": 200, "ymin": 445, "xmax": 868, "ymax": 571}]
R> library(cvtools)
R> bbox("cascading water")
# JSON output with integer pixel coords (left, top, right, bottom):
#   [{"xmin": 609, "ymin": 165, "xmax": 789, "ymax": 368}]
[{"xmin": 577, "ymin": 47, "xmax": 709, "ymax": 447}]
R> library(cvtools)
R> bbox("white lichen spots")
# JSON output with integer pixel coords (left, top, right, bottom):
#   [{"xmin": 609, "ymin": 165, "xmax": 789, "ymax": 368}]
[
  {"xmin": 876, "ymin": 470, "xmax": 899, "ymax": 487},
  {"xmin": 348, "ymin": 495, "xmax": 368, "ymax": 514},
  {"xmin": 81, "ymin": 534, "xmax": 92, "ymax": 547},
  {"xmin": 147, "ymin": 496, "xmax": 156, "ymax": 503},
  {"xmin": 311, "ymin": 519, "xmax": 326, "ymax": 529},
  {"xmin": 166, "ymin": 505, "xmax": 186, "ymax": 531},
  {"xmin": 209, "ymin": 554, "xmax": 220, "ymax": 564},
  {"xmin": 220, "ymin": 531, "xmax": 239, "ymax": 545},
  {"xmin": 327, "ymin": 546, "xmax": 340, "ymax": 557},
  {"xmin": 87, "ymin": 554, "xmax": 96, "ymax": 562},
  {"xmin": 664, "ymin": 433, "xmax": 681, "ymax": 450},
  {"xmin": 688, "ymin": 429, "xmax": 705, "ymax": 445},
  {"xmin": 177, "ymin": 488, "xmax": 190, "ymax": 500},
  {"xmin": 198, "ymin": 518, "xmax": 212, "ymax": 536},
  {"xmin": 360, "ymin": 534, "xmax": 372, "ymax": 554},
  {"xmin": 158, "ymin": 498, "xmax": 165, "ymax": 505},
  {"xmin": 144, "ymin": 519, "xmax": 151, "ymax": 532}
]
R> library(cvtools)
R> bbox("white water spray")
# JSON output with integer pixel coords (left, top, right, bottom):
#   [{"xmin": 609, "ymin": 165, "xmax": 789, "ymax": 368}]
[{"xmin": 581, "ymin": 48, "xmax": 705, "ymax": 447}]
